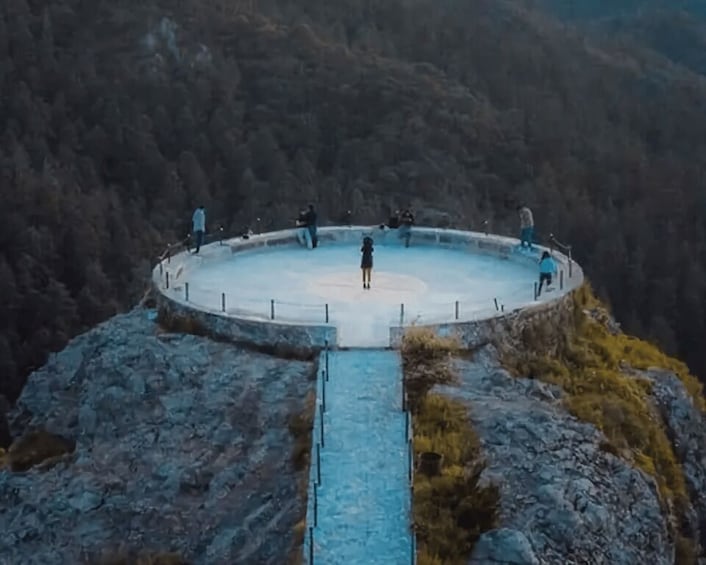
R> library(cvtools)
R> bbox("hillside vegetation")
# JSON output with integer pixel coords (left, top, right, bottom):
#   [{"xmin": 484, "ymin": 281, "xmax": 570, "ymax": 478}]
[{"xmin": 3, "ymin": 0, "xmax": 706, "ymax": 403}]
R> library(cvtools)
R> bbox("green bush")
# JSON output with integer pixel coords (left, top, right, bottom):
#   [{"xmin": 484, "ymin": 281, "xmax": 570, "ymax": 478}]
[{"xmin": 401, "ymin": 328, "xmax": 498, "ymax": 564}]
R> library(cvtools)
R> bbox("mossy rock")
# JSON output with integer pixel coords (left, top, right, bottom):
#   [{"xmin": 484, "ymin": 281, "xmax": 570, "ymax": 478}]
[{"xmin": 7, "ymin": 429, "xmax": 76, "ymax": 472}]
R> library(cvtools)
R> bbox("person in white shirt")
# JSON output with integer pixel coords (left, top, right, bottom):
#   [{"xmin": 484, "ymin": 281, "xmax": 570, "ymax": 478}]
[
  {"xmin": 192, "ymin": 206, "xmax": 206, "ymax": 253},
  {"xmin": 516, "ymin": 204, "xmax": 534, "ymax": 250}
]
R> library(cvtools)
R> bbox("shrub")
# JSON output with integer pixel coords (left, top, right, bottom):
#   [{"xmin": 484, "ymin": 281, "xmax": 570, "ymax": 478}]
[
  {"xmin": 6, "ymin": 429, "xmax": 75, "ymax": 472},
  {"xmin": 402, "ymin": 328, "xmax": 460, "ymax": 414},
  {"xmin": 413, "ymin": 395, "xmax": 499, "ymax": 564},
  {"xmin": 156, "ymin": 308, "xmax": 208, "ymax": 337},
  {"xmin": 401, "ymin": 329, "xmax": 498, "ymax": 564},
  {"xmin": 93, "ymin": 552, "xmax": 188, "ymax": 565},
  {"xmin": 286, "ymin": 389, "xmax": 316, "ymax": 565},
  {"xmin": 287, "ymin": 391, "xmax": 316, "ymax": 472}
]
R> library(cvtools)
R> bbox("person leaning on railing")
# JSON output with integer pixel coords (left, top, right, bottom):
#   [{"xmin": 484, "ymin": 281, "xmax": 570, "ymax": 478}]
[
  {"xmin": 398, "ymin": 208, "xmax": 415, "ymax": 248},
  {"xmin": 295, "ymin": 207, "xmax": 312, "ymax": 248}
]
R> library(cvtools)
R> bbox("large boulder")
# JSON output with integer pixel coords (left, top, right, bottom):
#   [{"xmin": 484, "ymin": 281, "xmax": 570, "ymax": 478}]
[
  {"xmin": 1, "ymin": 309, "xmax": 315, "ymax": 565},
  {"xmin": 441, "ymin": 347, "xmax": 673, "ymax": 565}
]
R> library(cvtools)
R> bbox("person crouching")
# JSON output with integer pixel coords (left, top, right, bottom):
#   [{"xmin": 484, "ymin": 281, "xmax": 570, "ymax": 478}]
[{"xmin": 537, "ymin": 251, "xmax": 557, "ymax": 297}]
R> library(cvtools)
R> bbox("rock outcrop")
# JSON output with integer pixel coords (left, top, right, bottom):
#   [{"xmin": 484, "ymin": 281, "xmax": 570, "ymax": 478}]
[
  {"xmin": 0, "ymin": 309, "xmax": 315, "ymax": 565},
  {"xmin": 641, "ymin": 368, "xmax": 706, "ymax": 553},
  {"xmin": 440, "ymin": 347, "xmax": 676, "ymax": 565}
]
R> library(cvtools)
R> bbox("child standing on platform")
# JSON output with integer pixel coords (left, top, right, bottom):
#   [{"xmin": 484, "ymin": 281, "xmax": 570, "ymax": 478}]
[{"xmin": 361, "ymin": 236, "xmax": 374, "ymax": 289}]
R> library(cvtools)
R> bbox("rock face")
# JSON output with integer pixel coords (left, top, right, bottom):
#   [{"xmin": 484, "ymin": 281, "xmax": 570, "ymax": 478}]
[
  {"xmin": 441, "ymin": 347, "xmax": 674, "ymax": 565},
  {"xmin": 641, "ymin": 368, "xmax": 706, "ymax": 552},
  {"xmin": 1, "ymin": 309, "xmax": 315, "ymax": 565}
]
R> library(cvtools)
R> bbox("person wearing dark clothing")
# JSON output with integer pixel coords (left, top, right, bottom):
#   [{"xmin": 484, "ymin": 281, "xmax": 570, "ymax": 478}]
[
  {"xmin": 305, "ymin": 204, "xmax": 318, "ymax": 249},
  {"xmin": 537, "ymin": 251, "xmax": 557, "ymax": 297},
  {"xmin": 360, "ymin": 236, "xmax": 374, "ymax": 289},
  {"xmin": 399, "ymin": 208, "xmax": 415, "ymax": 247},
  {"xmin": 388, "ymin": 210, "xmax": 401, "ymax": 229}
]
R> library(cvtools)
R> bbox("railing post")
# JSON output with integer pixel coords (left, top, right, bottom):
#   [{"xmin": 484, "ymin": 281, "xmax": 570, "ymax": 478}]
[
  {"xmin": 400, "ymin": 303, "xmax": 405, "ymax": 326},
  {"xmin": 325, "ymin": 340, "xmax": 329, "ymax": 379},
  {"xmin": 221, "ymin": 292, "xmax": 226, "ymax": 312},
  {"xmin": 325, "ymin": 303, "xmax": 329, "ymax": 324},
  {"xmin": 411, "ymin": 531, "xmax": 416, "ymax": 565},
  {"xmin": 454, "ymin": 300, "xmax": 459, "ymax": 320},
  {"xmin": 494, "ymin": 297, "xmax": 498, "ymax": 311},
  {"xmin": 321, "ymin": 369, "xmax": 326, "ymax": 413},
  {"xmin": 185, "ymin": 282, "xmax": 189, "ymax": 301},
  {"xmin": 405, "ymin": 410, "xmax": 410, "ymax": 442},
  {"xmin": 159, "ymin": 261, "xmax": 163, "ymax": 276},
  {"xmin": 568, "ymin": 249, "xmax": 573, "ymax": 278},
  {"xmin": 560, "ymin": 270, "xmax": 564, "ymax": 290},
  {"xmin": 319, "ymin": 403, "xmax": 324, "ymax": 448},
  {"xmin": 219, "ymin": 226, "xmax": 224, "ymax": 245},
  {"xmin": 316, "ymin": 442, "xmax": 321, "ymax": 485},
  {"xmin": 533, "ymin": 281, "xmax": 538, "ymax": 300},
  {"xmin": 408, "ymin": 439, "xmax": 413, "ymax": 483},
  {"xmin": 165, "ymin": 272, "xmax": 170, "ymax": 289},
  {"xmin": 501, "ymin": 304, "xmax": 505, "ymax": 312},
  {"xmin": 314, "ymin": 482, "xmax": 318, "ymax": 527},
  {"xmin": 308, "ymin": 526, "xmax": 314, "ymax": 565},
  {"xmin": 167, "ymin": 247, "xmax": 171, "ymax": 264},
  {"xmin": 270, "ymin": 299, "xmax": 275, "ymax": 320}
]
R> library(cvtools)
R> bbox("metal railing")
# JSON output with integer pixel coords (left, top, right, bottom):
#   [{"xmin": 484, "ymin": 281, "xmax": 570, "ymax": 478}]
[
  {"xmin": 403, "ymin": 371, "xmax": 417, "ymax": 565},
  {"xmin": 306, "ymin": 340, "xmax": 330, "ymax": 564},
  {"xmin": 155, "ymin": 223, "xmax": 578, "ymax": 327}
]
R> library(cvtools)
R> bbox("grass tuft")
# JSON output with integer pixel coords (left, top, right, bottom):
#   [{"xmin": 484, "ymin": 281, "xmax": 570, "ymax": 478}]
[
  {"xmin": 402, "ymin": 328, "xmax": 460, "ymax": 414},
  {"xmin": 92, "ymin": 552, "xmax": 188, "ymax": 565},
  {"xmin": 413, "ymin": 394, "xmax": 500, "ymax": 564},
  {"xmin": 286, "ymin": 389, "xmax": 316, "ymax": 565},
  {"xmin": 6, "ymin": 429, "xmax": 75, "ymax": 472},
  {"xmin": 401, "ymin": 327, "xmax": 499, "ymax": 564}
]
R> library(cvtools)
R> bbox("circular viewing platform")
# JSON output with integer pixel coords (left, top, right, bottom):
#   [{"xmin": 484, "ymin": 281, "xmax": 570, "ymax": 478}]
[{"xmin": 152, "ymin": 226, "xmax": 583, "ymax": 349}]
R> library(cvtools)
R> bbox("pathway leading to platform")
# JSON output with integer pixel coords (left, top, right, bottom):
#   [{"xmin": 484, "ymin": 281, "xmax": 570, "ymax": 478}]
[{"xmin": 303, "ymin": 349, "xmax": 412, "ymax": 564}]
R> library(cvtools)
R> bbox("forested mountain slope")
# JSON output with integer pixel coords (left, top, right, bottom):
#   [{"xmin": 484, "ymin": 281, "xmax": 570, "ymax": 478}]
[{"xmin": 2, "ymin": 0, "xmax": 706, "ymax": 401}]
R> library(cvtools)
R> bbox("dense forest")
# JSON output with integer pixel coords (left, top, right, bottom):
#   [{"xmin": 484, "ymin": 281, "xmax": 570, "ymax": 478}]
[{"xmin": 2, "ymin": 0, "xmax": 706, "ymax": 402}]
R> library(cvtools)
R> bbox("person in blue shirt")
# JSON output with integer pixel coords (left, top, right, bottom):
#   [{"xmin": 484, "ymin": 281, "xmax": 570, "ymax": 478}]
[
  {"xmin": 538, "ymin": 251, "xmax": 557, "ymax": 297},
  {"xmin": 191, "ymin": 205, "xmax": 206, "ymax": 253}
]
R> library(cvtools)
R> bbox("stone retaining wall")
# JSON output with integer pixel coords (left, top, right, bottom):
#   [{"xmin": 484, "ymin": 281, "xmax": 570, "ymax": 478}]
[{"xmin": 152, "ymin": 226, "xmax": 583, "ymax": 350}]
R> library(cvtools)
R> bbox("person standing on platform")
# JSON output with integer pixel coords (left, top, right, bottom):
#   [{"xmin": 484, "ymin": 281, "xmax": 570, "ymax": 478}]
[
  {"xmin": 305, "ymin": 204, "xmax": 318, "ymax": 249},
  {"xmin": 192, "ymin": 205, "xmax": 206, "ymax": 254},
  {"xmin": 360, "ymin": 236, "xmax": 374, "ymax": 289},
  {"xmin": 517, "ymin": 204, "xmax": 534, "ymax": 250},
  {"xmin": 399, "ymin": 207, "xmax": 415, "ymax": 248}
]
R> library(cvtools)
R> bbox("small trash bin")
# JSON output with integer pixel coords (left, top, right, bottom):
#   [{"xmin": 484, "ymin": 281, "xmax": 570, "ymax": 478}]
[{"xmin": 419, "ymin": 451, "xmax": 443, "ymax": 477}]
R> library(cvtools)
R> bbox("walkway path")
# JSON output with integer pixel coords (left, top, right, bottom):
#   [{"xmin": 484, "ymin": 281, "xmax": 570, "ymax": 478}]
[{"xmin": 303, "ymin": 349, "xmax": 412, "ymax": 564}]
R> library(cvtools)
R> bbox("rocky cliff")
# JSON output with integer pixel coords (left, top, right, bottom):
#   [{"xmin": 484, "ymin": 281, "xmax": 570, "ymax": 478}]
[
  {"xmin": 0, "ymin": 309, "xmax": 315, "ymax": 564},
  {"xmin": 2, "ymin": 295, "xmax": 705, "ymax": 565}
]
